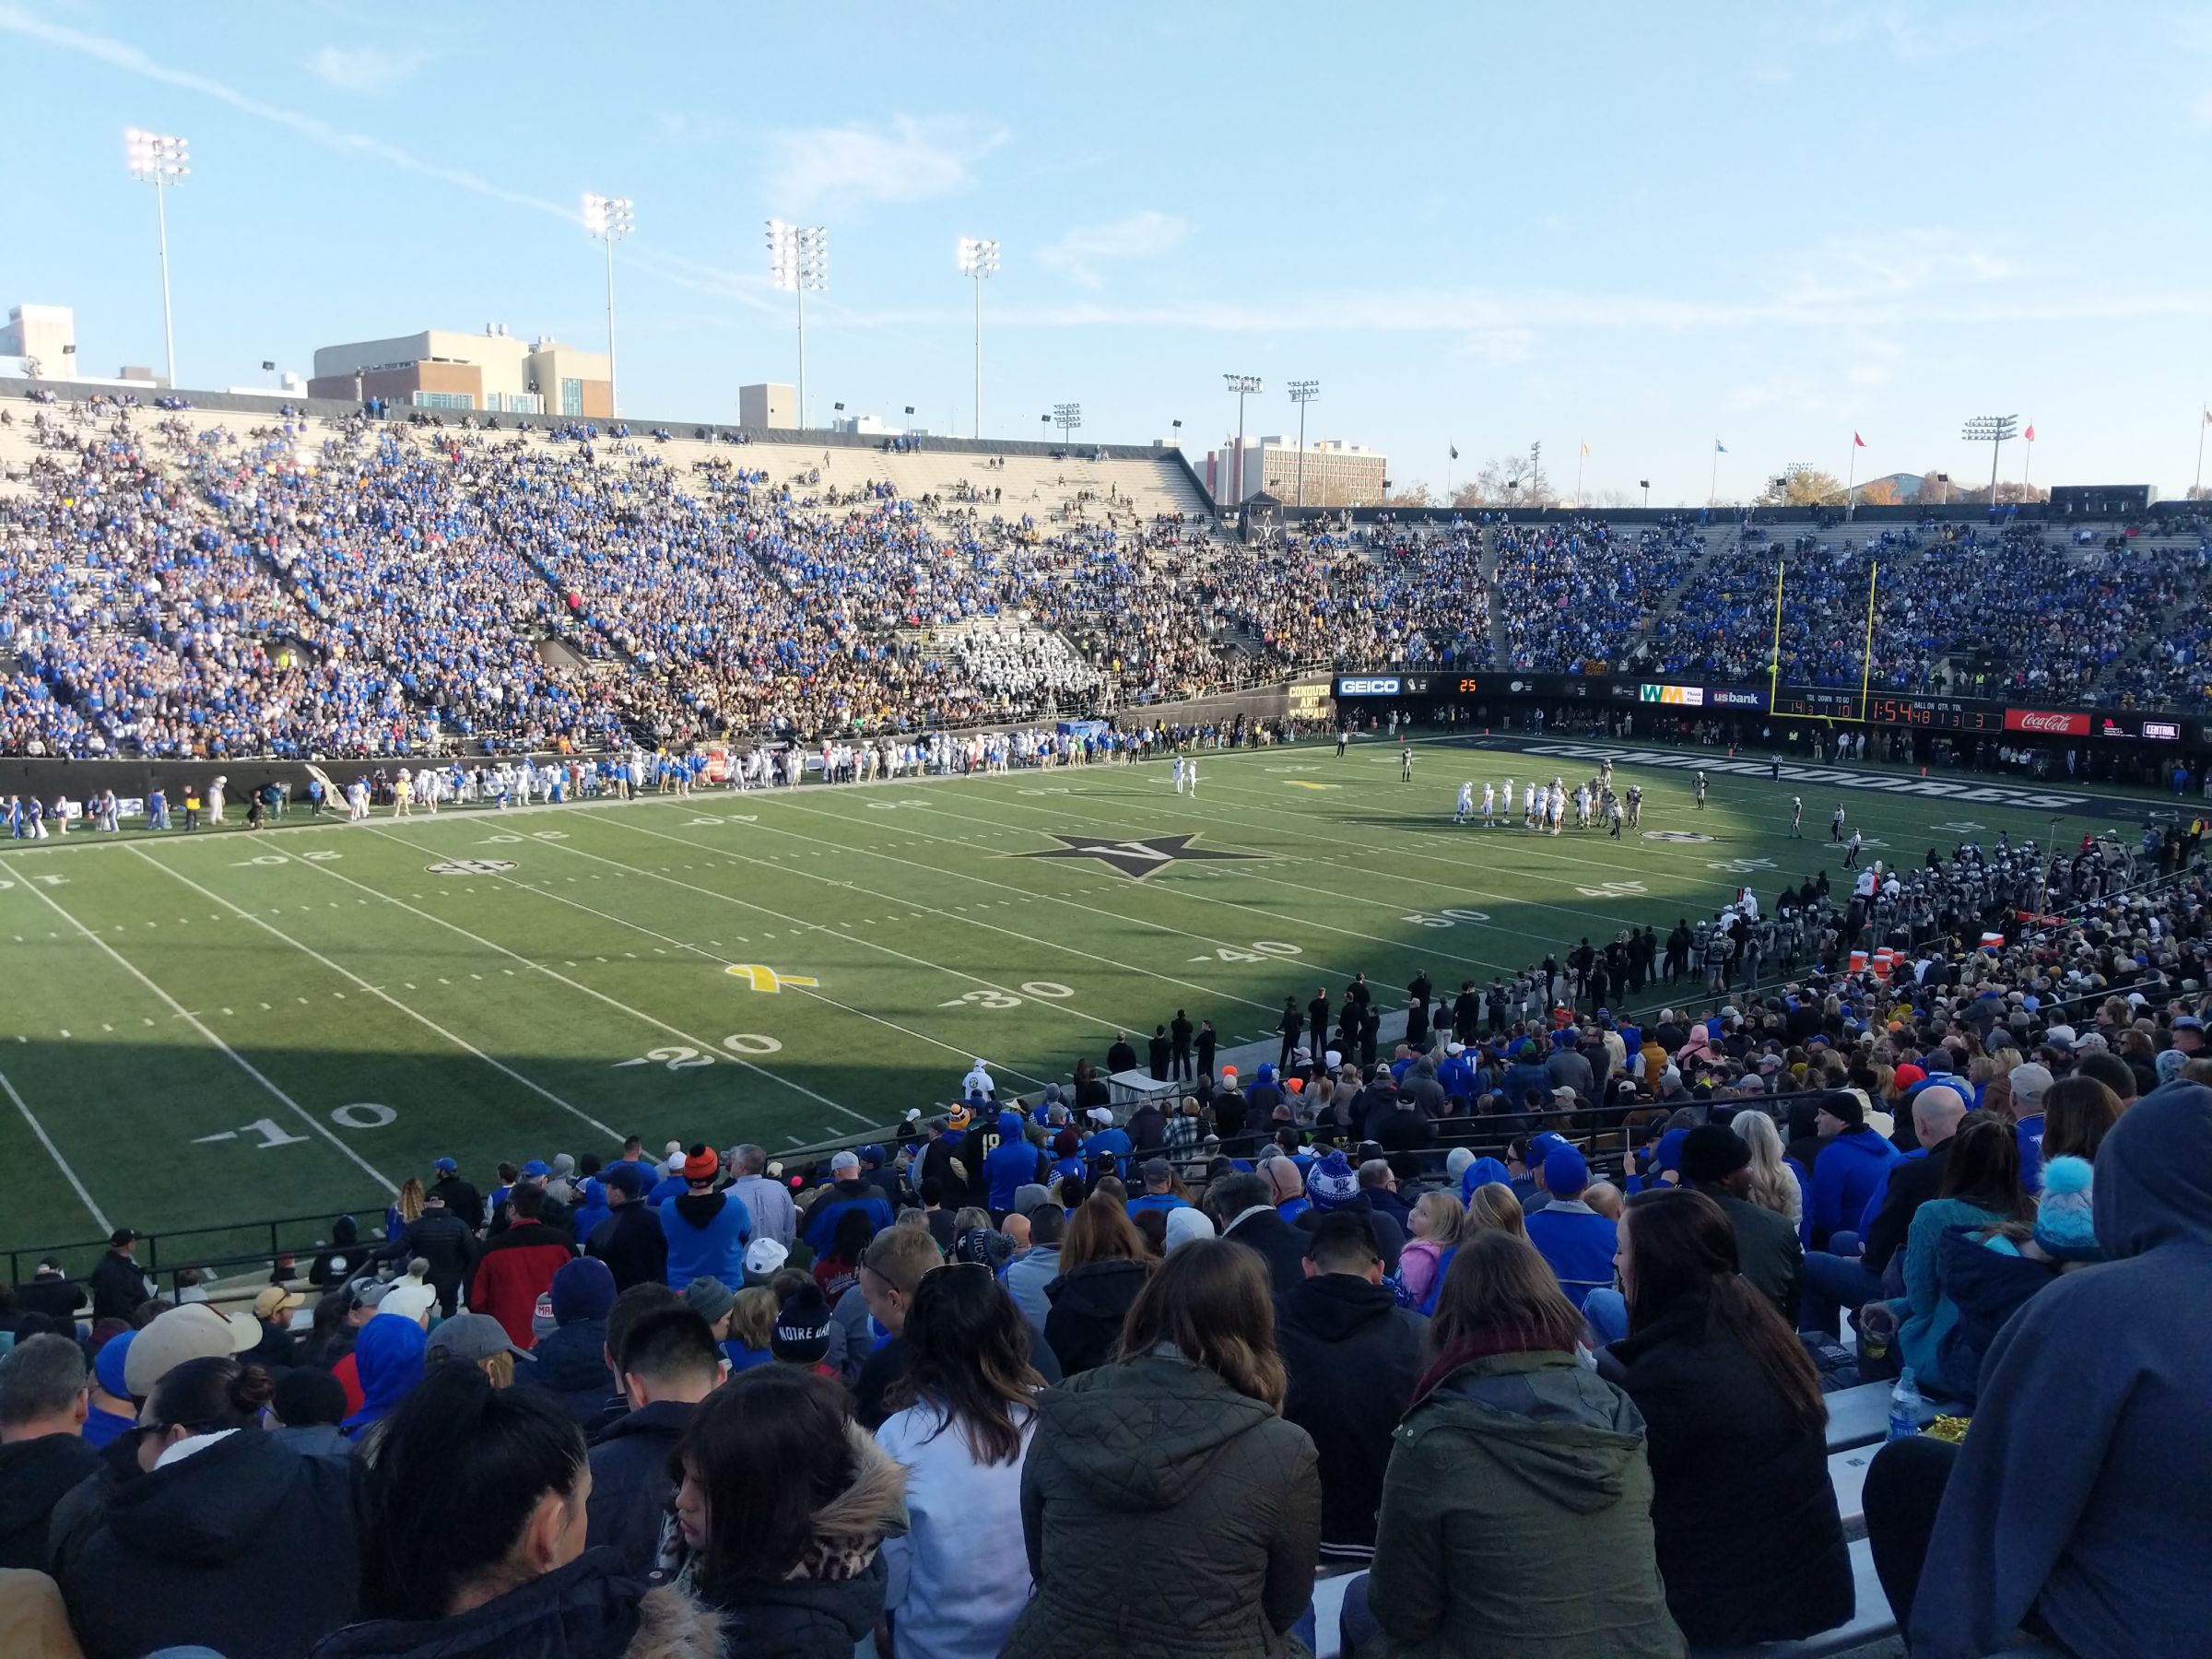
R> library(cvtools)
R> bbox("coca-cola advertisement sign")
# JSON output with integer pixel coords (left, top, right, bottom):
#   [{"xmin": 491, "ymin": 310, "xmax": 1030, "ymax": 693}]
[{"xmin": 2004, "ymin": 708, "xmax": 2089, "ymax": 736}]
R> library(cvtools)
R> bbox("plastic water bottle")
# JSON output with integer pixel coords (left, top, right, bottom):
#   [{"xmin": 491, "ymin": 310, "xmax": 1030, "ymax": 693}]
[{"xmin": 1888, "ymin": 1369, "xmax": 1923, "ymax": 1441}]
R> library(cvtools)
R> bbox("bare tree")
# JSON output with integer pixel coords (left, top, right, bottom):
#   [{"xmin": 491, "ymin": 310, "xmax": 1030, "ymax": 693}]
[{"xmin": 1379, "ymin": 481, "xmax": 1436, "ymax": 508}]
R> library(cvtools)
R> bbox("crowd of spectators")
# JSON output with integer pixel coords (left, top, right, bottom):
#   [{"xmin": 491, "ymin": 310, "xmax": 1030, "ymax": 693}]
[
  {"xmin": 1495, "ymin": 515, "xmax": 1702, "ymax": 672},
  {"xmin": 14, "ymin": 392, "xmax": 2212, "ymax": 764},
  {"xmin": 1639, "ymin": 518, "xmax": 2212, "ymax": 702},
  {"xmin": 3, "ymin": 829, "xmax": 2207, "ymax": 1656},
  {"xmin": 7, "ymin": 398, "xmax": 1377, "ymax": 759}
]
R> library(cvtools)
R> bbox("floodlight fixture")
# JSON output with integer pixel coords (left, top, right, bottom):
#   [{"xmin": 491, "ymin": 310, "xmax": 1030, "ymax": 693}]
[
  {"xmin": 124, "ymin": 127, "xmax": 189, "ymax": 389},
  {"xmin": 767, "ymin": 219, "xmax": 830, "ymax": 428},
  {"xmin": 957, "ymin": 236, "xmax": 1001, "ymax": 438}
]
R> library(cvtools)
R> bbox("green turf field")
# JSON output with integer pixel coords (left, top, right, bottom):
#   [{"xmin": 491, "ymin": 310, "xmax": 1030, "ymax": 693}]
[{"xmin": 0, "ymin": 733, "xmax": 2171, "ymax": 1259}]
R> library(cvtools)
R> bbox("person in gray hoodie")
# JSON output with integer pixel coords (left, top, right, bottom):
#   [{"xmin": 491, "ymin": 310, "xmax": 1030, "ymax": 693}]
[
  {"xmin": 1003, "ymin": 1202, "xmax": 1065, "ymax": 1335},
  {"xmin": 1903, "ymin": 1080, "xmax": 2212, "ymax": 1659}
]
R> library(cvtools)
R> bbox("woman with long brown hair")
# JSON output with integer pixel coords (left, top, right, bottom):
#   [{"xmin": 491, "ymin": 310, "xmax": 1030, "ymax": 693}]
[
  {"xmin": 877, "ymin": 1263, "xmax": 1047, "ymax": 1659},
  {"xmin": 1005, "ymin": 1238, "xmax": 1319, "ymax": 1659},
  {"xmin": 1347, "ymin": 1231, "xmax": 1681, "ymax": 1658},
  {"xmin": 1041, "ymin": 1194, "xmax": 1153, "ymax": 1375},
  {"xmin": 1597, "ymin": 1189, "xmax": 1852, "ymax": 1647},
  {"xmin": 2040, "ymin": 1074, "xmax": 2123, "ymax": 1164},
  {"xmin": 1864, "ymin": 1111, "xmax": 2033, "ymax": 1393}
]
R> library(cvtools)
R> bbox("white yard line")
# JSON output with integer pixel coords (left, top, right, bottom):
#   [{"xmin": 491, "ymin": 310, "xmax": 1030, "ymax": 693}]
[
  {"xmin": 982, "ymin": 762, "xmax": 1689, "ymax": 916},
  {"xmin": 782, "ymin": 791, "xmax": 1527, "ymax": 977},
  {"xmin": 432, "ymin": 856, "xmax": 1063, "ymax": 1091},
  {"xmin": 12, "ymin": 877, "xmax": 399, "ymax": 1194},
  {"xmin": 127, "ymin": 845, "xmax": 626, "ymax": 1146},
  {"xmin": 0, "ymin": 1067, "xmax": 112, "ymax": 1233},
  {"xmin": 276, "ymin": 836, "xmax": 873, "ymax": 1126},
  {"xmin": 582, "ymin": 808, "xmax": 1287, "ymax": 1015}
]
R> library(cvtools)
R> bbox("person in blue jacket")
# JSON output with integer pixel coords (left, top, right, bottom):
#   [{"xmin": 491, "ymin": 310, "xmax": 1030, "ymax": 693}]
[
  {"xmin": 982, "ymin": 1112, "xmax": 1041, "ymax": 1215},
  {"xmin": 1522, "ymin": 1145, "xmax": 1618, "ymax": 1309},
  {"xmin": 659, "ymin": 1145, "xmax": 752, "ymax": 1288},
  {"xmin": 1080, "ymin": 1106, "xmax": 1132, "ymax": 1171},
  {"xmin": 802, "ymin": 1150, "xmax": 896, "ymax": 1254},
  {"xmin": 1806, "ymin": 1092, "xmax": 1899, "ymax": 1251},
  {"xmin": 1501, "ymin": 1040, "xmax": 1552, "ymax": 1114}
]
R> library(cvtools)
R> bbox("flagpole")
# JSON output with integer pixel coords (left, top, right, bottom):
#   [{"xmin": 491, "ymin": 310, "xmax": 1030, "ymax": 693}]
[
  {"xmin": 1574, "ymin": 441, "xmax": 1585, "ymax": 509},
  {"xmin": 1770, "ymin": 559, "xmax": 1785, "ymax": 711},
  {"xmin": 1845, "ymin": 438, "xmax": 1858, "ymax": 523},
  {"xmin": 1859, "ymin": 560, "xmax": 1878, "ymax": 723},
  {"xmin": 1710, "ymin": 440, "xmax": 1720, "ymax": 507},
  {"xmin": 2196, "ymin": 407, "xmax": 2207, "ymax": 500},
  {"xmin": 2024, "ymin": 429, "xmax": 2032, "ymax": 498}
]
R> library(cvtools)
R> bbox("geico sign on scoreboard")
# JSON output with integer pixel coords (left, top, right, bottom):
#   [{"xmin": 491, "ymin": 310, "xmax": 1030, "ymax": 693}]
[
  {"xmin": 1335, "ymin": 676, "xmax": 1430, "ymax": 697},
  {"xmin": 1640, "ymin": 683, "xmax": 1705, "ymax": 707}
]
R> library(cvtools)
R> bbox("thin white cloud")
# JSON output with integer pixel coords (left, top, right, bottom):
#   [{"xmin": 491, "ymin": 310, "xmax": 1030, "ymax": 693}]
[
  {"xmin": 1036, "ymin": 211, "xmax": 1194, "ymax": 288},
  {"xmin": 0, "ymin": 6, "xmax": 777, "ymax": 312},
  {"xmin": 307, "ymin": 45, "xmax": 429, "ymax": 94},
  {"xmin": 764, "ymin": 114, "xmax": 1006, "ymax": 212},
  {"xmin": 1455, "ymin": 327, "xmax": 1536, "ymax": 366}
]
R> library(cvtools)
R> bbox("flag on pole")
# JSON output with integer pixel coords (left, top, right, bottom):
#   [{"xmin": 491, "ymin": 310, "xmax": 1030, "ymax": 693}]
[
  {"xmin": 2025, "ymin": 424, "xmax": 2036, "ymax": 442},
  {"xmin": 1853, "ymin": 432, "xmax": 1866, "ymax": 448},
  {"xmin": 1714, "ymin": 439, "xmax": 1727, "ymax": 453},
  {"xmin": 2203, "ymin": 407, "xmax": 2210, "ymax": 426},
  {"xmin": 1449, "ymin": 445, "xmax": 1459, "ymax": 460},
  {"xmin": 1580, "ymin": 441, "xmax": 1590, "ymax": 456}
]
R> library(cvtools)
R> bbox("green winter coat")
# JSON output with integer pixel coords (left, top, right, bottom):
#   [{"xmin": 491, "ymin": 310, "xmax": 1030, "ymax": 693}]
[
  {"xmin": 1357, "ymin": 1348, "xmax": 1684, "ymax": 1659},
  {"xmin": 1003, "ymin": 1353, "xmax": 1322, "ymax": 1659}
]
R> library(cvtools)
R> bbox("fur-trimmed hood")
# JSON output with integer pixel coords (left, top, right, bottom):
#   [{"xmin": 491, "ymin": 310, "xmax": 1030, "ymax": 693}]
[
  {"xmin": 624, "ymin": 1583, "xmax": 722, "ymax": 1659},
  {"xmin": 810, "ymin": 1420, "xmax": 909, "ymax": 1557}
]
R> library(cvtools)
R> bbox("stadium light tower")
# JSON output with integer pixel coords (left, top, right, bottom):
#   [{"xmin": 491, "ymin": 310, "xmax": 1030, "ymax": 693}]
[
  {"xmin": 1053, "ymin": 402, "xmax": 1081, "ymax": 443},
  {"xmin": 1287, "ymin": 380, "xmax": 1320, "ymax": 507},
  {"xmin": 124, "ymin": 128, "xmax": 188, "ymax": 390},
  {"xmin": 1960, "ymin": 416, "xmax": 2018, "ymax": 505},
  {"xmin": 582, "ymin": 194, "xmax": 634, "ymax": 418},
  {"xmin": 768, "ymin": 219, "xmax": 829, "ymax": 429},
  {"xmin": 957, "ymin": 236, "xmax": 1000, "ymax": 440},
  {"xmin": 1223, "ymin": 373, "xmax": 1263, "ymax": 505}
]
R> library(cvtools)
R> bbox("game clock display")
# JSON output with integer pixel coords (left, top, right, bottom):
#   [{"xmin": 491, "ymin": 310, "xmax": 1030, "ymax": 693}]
[{"xmin": 1865, "ymin": 697, "xmax": 1997, "ymax": 731}]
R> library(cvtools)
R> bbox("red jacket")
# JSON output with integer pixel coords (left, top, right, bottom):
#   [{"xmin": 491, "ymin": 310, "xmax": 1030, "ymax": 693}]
[{"xmin": 467, "ymin": 1223, "xmax": 574, "ymax": 1348}]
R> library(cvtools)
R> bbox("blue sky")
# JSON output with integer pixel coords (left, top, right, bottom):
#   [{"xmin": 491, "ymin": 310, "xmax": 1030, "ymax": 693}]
[{"xmin": 6, "ymin": 1, "xmax": 2212, "ymax": 502}]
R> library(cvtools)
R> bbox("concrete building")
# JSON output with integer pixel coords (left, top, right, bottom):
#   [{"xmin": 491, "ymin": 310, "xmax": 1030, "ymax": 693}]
[
  {"xmin": 0, "ymin": 304, "xmax": 76, "ymax": 375},
  {"xmin": 305, "ymin": 324, "xmax": 610, "ymax": 417},
  {"xmin": 1204, "ymin": 435, "xmax": 1386, "ymax": 508},
  {"xmin": 739, "ymin": 382, "xmax": 796, "ymax": 429}
]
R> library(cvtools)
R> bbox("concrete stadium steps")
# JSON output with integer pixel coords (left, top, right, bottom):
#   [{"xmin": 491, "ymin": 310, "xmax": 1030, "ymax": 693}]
[{"xmin": 1483, "ymin": 525, "xmax": 1511, "ymax": 662}]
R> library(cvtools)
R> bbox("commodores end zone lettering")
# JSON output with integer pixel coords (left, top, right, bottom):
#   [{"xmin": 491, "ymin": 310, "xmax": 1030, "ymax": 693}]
[{"xmin": 1523, "ymin": 742, "xmax": 2087, "ymax": 810}]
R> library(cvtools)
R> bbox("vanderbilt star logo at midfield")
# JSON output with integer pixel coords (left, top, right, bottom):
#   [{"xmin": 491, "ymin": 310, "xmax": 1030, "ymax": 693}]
[{"xmin": 1015, "ymin": 832, "xmax": 1260, "ymax": 880}]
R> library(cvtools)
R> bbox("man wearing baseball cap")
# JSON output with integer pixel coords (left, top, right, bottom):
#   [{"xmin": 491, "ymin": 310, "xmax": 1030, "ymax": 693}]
[
  {"xmin": 1522, "ymin": 1145, "xmax": 1617, "ymax": 1311},
  {"xmin": 88, "ymin": 1230, "xmax": 152, "ymax": 1323},
  {"xmin": 124, "ymin": 1302, "xmax": 262, "ymax": 1399},
  {"xmin": 427, "ymin": 1156, "xmax": 483, "ymax": 1230},
  {"xmin": 584, "ymin": 1160, "xmax": 667, "ymax": 1291}
]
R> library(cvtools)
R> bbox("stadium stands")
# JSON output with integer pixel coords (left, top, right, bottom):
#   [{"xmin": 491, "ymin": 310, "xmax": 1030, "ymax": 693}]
[{"xmin": 18, "ymin": 388, "xmax": 2206, "ymax": 763}]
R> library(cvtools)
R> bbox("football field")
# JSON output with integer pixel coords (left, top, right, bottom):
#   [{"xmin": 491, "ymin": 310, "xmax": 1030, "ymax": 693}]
[{"xmin": 0, "ymin": 733, "xmax": 2160, "ymax": 1262}]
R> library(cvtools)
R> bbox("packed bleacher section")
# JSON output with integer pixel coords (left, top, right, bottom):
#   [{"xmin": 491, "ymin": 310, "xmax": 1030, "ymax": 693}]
[
  {"xmin": 5, "ymin": 806, "xmax": 2206, "ymax": 1657},
  {"xmin": 1, "ymin": 395, "xmax": 1331, "ymax": 759},
  {"xmin": 1639, "ymin": 517, "xmax": 2212, "ymax": 699},
  {"xmin": 1496, "ymin": 515, "xmax": 1703, "ymax": 671},
  {"xmin": 11, "ymin": 391, "xmax": 2212, "ymax": 764}
]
